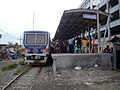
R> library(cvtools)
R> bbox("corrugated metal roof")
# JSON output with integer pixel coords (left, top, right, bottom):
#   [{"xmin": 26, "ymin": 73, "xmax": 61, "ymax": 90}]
[{"xmin": 54, "ymin": 9, "xmax": 112, "ymax": 40}]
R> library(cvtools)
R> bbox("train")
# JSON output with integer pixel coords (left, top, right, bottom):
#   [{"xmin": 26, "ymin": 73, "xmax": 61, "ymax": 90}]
[{"xmin": 21, "ymin": 31, "xmax": 50, "ymax": 65}]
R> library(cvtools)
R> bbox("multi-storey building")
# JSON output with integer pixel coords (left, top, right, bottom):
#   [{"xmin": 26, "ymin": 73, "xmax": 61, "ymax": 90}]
[
  {"xmin": 79, "ymin": 0, "xmax": 120, "ymax": 41},
  {"xmin": 80, "ymin": 0, "xmax": 103, "ymax": 9}
]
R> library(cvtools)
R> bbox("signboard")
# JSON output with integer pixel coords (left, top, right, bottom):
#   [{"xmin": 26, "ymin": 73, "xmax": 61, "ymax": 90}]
[{"xmin": 83, "ymin": 14, "xmax": 96, "ymax": 20}]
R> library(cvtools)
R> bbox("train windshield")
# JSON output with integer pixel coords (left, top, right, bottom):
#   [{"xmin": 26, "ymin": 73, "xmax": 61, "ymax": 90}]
[{"xmin": 25, "ymin": 33, "xmax": 46, "ymax": 45}]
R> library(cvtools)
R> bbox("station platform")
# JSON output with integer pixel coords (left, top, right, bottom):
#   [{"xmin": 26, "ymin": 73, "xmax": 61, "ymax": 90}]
[{"xmin": 52, "ymin": 53, "xmax": 113, "ymax": 74}]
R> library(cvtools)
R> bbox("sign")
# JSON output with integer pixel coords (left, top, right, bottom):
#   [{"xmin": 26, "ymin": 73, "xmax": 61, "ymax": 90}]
[{"xmin": 83, "ymin": 14, "xmax": 96, "ymax": 20}]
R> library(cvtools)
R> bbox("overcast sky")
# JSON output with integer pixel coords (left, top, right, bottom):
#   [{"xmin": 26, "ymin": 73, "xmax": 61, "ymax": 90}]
[{"xmin": 0, "ymin": 0, "xmax": 83, "ymax": 44}]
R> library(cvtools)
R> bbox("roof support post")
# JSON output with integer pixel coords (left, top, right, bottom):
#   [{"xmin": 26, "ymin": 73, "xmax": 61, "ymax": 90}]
[
  {"xmin": 91, "ymin": 29, "xmax": 97, "ymax": 53},
  {"xmin": 97, "ymin": 12, "xmax": 100, "ymax": 54},
  {"xmin": 106, "ymin": 0, "xmax": 111, "ymax": 41},
  {"xmin": 88, "ymin": 26, "xmax": 91, "ymax": 53},
  {"xmin": 118, "ymin": 0, "xmax": 120, "ymax": 18},
  {"xmin": 101, "ymin": 16, "xmax": 110, "ymax": 53},
  {"xmin": 108, "ymin": 18, "xmax": 111, "ymax": 41}
]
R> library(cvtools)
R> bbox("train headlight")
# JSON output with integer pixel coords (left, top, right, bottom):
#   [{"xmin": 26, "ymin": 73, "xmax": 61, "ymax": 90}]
[
  {"xmin": 46, "ymin": 48, "xmax": 49, "ymax": 52},
  {"xmin": 21, "ymin": 48, "xmax": 25, "ymax": 52},
  {"xmin": 41, "ymin": 49, "xmax": 45, "ymax": 52},
  {"xmin": 41, "ymin": 48, "xmax": 49, "ymax": 52}
]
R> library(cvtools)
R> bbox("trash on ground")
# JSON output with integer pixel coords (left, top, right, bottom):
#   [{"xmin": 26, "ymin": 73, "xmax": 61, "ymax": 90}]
[
  {"xmin": 94, "ymin": 64, "xmax": 98, "ymax": 67},
  {"xmin": 75, "ymin": 66, "xmax": 81, "ymax": 70},
  {"xmin": 85, "ymin": 82, "xmax": 94, "ymax": 86},
  {"xmin": 56, "ymin": 74, "xmax": 61, "ymax": 77}
]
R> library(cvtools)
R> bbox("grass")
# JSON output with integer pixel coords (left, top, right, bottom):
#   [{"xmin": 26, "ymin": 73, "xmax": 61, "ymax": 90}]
[
  {"xmin": 1, "ymin": 61, "xmax": 24, "ymax": 72},
  {"xmin": 18, "ymin": 61, "xmax": 24, "ymax": 65},
  {"xmin": 14, "ymin": 65, "xmax": 32, "ymax": 75},
  {"xmin": 1, "ymin": 61, "xmax": 32, "ymax": 75},
  {"xmin": 2, "ymin": 63, "xmax": 18, "ymax": 72}
]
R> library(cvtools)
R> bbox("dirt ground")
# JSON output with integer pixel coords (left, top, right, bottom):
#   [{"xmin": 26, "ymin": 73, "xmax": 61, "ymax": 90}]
[{"xmin": 31, "ymin": 66, "xmax": 120, "ymax": 90}]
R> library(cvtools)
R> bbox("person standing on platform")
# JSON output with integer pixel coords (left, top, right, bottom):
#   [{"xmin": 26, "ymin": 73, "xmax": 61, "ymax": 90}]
[
  {"xmin": 74, "ymin": 37, "xmax": 81, "ymax": 53},
  {"xmin": 81, "ymin": 37, "xmax": 88, "ymax": 53},
  {"xmin": 55, "ymin": 40, "xmax": 60, "ymax": 53},
  {"xmin": 68, "ymin": 38, "xmax": 74, "ymax": 53},
  {"xmin": 64, "ymin": 40, "xmax": 68, "ymax": 53},
  {"xmin": 50, "ymin": 39, "xmax": 55, "ymax": 53},
  {"xmin": 73, "ymin": 37, "xmax": 78, "ymax": 53},
  {"xmin": 104, "ymin": 45, "xmax": 111, "ymax": 53},
  {"xmin": 59, "ymin": 39, "xmax": 64, "ymax": 53},
  {"xmin": 76, "ymin": 37, "xmax": 81, "ymax": 53}
]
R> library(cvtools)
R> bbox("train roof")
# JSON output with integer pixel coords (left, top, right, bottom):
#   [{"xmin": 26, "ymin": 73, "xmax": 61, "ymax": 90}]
[{"xmin": 24, "ymin": 31, "xmax": 49, "ymax": 34}]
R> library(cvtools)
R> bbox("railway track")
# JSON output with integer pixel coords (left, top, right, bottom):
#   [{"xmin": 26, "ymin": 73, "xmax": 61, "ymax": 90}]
[
  {"xmin": 2, "ymin": 66, "xmax": 43, "ymax": 90},
  {"xmin": 29, "ymin": 67, "xmax": 43, "ymax": 90}
]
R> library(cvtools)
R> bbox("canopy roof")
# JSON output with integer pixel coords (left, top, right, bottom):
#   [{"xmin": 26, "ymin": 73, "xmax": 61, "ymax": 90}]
[{"xmin": 54, "ymin": 9, "xmax": 112, "ymax": 40}]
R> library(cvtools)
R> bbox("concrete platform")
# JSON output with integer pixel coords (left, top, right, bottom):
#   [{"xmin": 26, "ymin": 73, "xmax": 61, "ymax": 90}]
[{"xmin": 52, "ymin": 54, "xmax": 113, "ymax": 74}]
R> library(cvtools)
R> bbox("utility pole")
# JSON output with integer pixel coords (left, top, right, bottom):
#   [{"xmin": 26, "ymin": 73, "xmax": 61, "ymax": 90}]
[
  {"xmin": 18, "ymin": 36, "xmax": 22, "ymax": 46},
  {"xmin": 33, "ymin": 12, "xmax": 35, "ymax": 31},
  {"xmin": 20, "ymin": 36, "xmax": 21, "ymax": 46}
]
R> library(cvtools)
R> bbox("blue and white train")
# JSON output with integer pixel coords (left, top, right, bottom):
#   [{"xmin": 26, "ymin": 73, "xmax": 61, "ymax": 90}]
[{"xmin": 22, "ymin": 31, "xmax": 50, "ymax": 65}]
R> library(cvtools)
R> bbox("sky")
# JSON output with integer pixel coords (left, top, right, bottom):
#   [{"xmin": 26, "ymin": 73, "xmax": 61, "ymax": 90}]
[{"xmin": 0, "ymin": 0, "xmax": 83, "ymax": 44}]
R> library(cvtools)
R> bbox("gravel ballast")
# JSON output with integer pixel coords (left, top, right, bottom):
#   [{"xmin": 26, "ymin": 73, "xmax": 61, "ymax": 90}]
[
  {"xmin": 1, "ymin": 62, "xmax": 120, "ymax": 90},
  {"xmin": 31, "ymin": 67, "xmax": 120, "ymax": 90},
  {"xmin": 0, "ymin": 59, "xmax": 23, "ymax": 90}
]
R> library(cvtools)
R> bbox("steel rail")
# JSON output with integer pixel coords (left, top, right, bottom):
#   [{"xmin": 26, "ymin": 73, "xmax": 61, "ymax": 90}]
[{"xmin": 2, "ymin": 72, "xmax": 24, "ymax": 90}]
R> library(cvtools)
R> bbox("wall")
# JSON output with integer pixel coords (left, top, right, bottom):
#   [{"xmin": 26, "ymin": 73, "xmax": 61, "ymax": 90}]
[{"xmin": 52, "ymin": 54, "xmax": 113, "ymax": 74}]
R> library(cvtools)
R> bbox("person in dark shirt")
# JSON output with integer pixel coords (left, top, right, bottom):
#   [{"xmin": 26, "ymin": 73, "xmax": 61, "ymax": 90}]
[
  {"xmin": 68, "ymin": 38, "xmax": 74, "ymax": 53},
  {"xmin": 104, "ymin": 45, "xmax": 110, "ymax": 53},
  {"xmin": 59, "ymin": 39, "xmax": 64, "ymax": 53},
  {"xmin": 75, "ymin": 37, "xmax": 81, "ymax": 53}
]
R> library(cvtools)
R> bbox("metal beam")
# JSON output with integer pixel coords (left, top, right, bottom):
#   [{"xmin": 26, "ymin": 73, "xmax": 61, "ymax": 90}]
[
  {"xmin": 97, "ymin": 12, "xmax": 100, "ymax": 54},
  {"xmin": 65, "ymin": 9, "xmax": 113, "ymax": 18},
  {"xmin": 118, "ymin": 0, "xmax": 120, "ymax": 18},
  {"xmin": 88, "ymin": 26, "xmax": 91, "ymax": 53},
  {"xmin": 106, "ymin": 0, "xmax": 111, "ymax": 41},
  {"xmin": 101, "ymin": 16, "xmax": 110, "ymax": 53}
]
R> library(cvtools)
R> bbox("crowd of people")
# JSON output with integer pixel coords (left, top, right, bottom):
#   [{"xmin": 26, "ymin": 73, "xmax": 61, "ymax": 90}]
[
  {"xmin": 103, "ymin": 45, "xmax": 113, "ymax": 53},
  {"xmin": 50, "ymin": 37, "xmax": 91, "ymax": 54},
  {"xmin": 50, "ymin": 37, "xmax": 113, "ymax": 54}
]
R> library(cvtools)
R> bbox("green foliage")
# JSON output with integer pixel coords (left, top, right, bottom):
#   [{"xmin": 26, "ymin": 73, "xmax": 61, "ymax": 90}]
[
  {"xmin": 14, "ymin": 65, "xmax": 32, "ymax": 75},
  {"xmin": 18, "ymin": 61, "xmax": 24, "ymax": 65},
  {"xmin": 2, "ymin": 63, "xmax": 18, "ymax": 72}
]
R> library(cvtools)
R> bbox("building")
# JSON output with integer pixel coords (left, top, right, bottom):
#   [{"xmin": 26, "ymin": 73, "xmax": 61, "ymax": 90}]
[
  {"xmin": 79, "ymin": 0, "xmax": 104, "ymax": 9},
  {"xmin": 79, "ymin": 0, "xmax": 120, "ymax": 41}
]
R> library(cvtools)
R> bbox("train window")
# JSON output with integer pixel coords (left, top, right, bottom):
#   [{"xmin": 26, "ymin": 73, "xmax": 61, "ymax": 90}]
[
  {"xmin": 36, "ymin": 34, "xmax": 46, "ymax": 45},
  {"xmin": 26, "ymin": 34, "xmax": 35, "ymax": 44},
  {"xmin": 25, "ymin": 33, "xmax": 46, "ymax": 45}
]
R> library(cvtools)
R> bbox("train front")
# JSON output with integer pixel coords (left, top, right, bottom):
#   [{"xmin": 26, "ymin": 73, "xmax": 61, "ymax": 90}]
[{"xmin": 22, "ymin": 31, "xmax": 50, "ymax": 65}]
